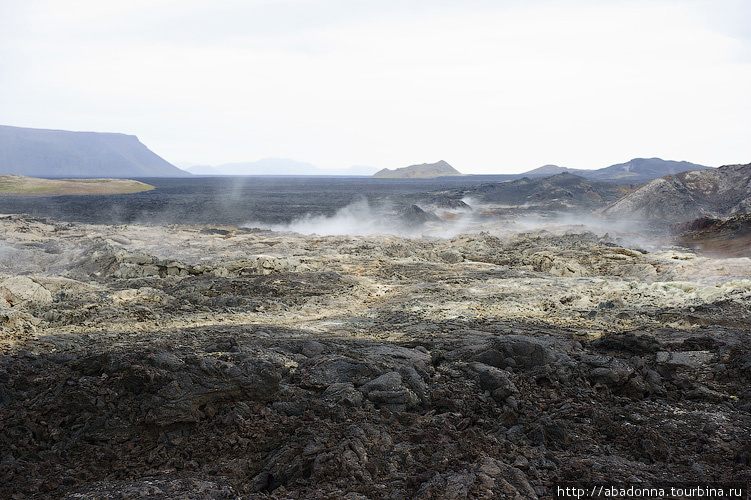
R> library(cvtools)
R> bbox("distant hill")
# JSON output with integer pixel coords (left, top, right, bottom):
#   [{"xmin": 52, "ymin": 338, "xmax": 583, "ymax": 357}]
[
  {"xmin": 520, "ymin": 158, "xmax": 710, "ymax": 184},
  {"xmin": 0, "ymin": 125, "xmax": 189, "ymax": 177},
  {"xmin": 213, "ymin": 159, "xmax": 321, "ymax": 175},
  {"xmin": 373, "ymin": 160, "xmax": 462, "ymax": 179},
  {"xmin": 522, "ymin": 164, "xmax": 575, "ymax": 176},
  {"xmin": 599, "ymin": 163, "xmax": 751, "ymax": 221},
  {"xmin": 585, "ymin": 158, "xmax": 711, "ymax": 183},
  {"xmin": 341, "ymin": 165, "xmax": 381, "ymax": 176},
  {"xmin": 183, "ymin": 165, "xmax": 222, "ymax": 175},
  {"xmin": 184, "ymin": 159, "xmax": 379, "ymax": 176}
]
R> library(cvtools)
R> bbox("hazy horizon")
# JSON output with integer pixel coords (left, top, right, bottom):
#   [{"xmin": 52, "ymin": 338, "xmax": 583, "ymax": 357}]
[
  {"xmin": 174, "ymin": 155, "xmax": 708, "ymax": 177},
  {"xmin": 1, "ymin": 0, "xmax": 749, "ymax": 174}
]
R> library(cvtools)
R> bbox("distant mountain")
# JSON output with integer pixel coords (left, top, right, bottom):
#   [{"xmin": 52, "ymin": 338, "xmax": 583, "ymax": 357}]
[
  {"xmin": 520, "ymin": 158, "xmax": 710, "ymax": 184},
  {"xmin": 183, "ymin": 165, "xmax": 222, "ymax": 175},
  {"xmin": 183, "ymin": 165, "xmax": 223, "ymax": 175},
  {"xmin": 599, "ymin": 163, "xmax": 751, "ymax": 221},
  {"xmin": 522, "ymin": 164, "xmax": 575, "ymax": 176},
  {"xmin": 585, "ymin": 158, "xmax": 711, "ymax": 183},
  {"xmin": 373, "ymin": 160, "xmax": 462, "ymax": 179},
  {"xmin": 422, "ymin": 172, "xmax": 630, "ymax": 211},
  {"xmin": 340, "ymin": 165, "xmax": 380, "ymax": 176},
  {"xmin": 0, "ymin": 125, "xmax": 189, "ymax": 177},
  {"xmin": 214, "ymin": 158, "xmax": 320, "ymax": 175},
  {"xmin": 185, "ymin": 159, "xmax": 379, "ymax": 176}
]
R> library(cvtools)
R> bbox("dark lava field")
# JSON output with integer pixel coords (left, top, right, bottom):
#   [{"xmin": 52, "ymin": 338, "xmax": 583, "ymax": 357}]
[
  {"xmin": 1, "ymin": 173, "xmax": 750, "ymax": 499},
  {"xmin": 1, "ymin": 210, "xmax": 749, "ymax": 500}
]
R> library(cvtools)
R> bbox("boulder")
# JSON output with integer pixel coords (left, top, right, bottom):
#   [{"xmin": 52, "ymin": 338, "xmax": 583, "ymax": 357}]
[
  {"xmin": 495, "ymin": 336, "xmax": 563, "ymax": 369},
  {"xmin": 468, "ymin": 362, "xmax": 518, "ymax": 402},
  {"xmin": 359, "ymin": 371, "xmax": 421, "ymax": 411},
  {"xmin": 296, "ymin": 355, "xmax": 381, "ymax": 389},
  {"xmin": 395, "ymin": 205, "xmax": 441, "ymax": 228},
  {"xmin": 146, "ymin": 355, "xmax": 282, "ymax": 425},
  {"xmin": 322, "ymin": 382, "xmax": 364, "ymax": 407},
  {"xmin": 0, "ymin": 276, "xmax": 52, "ymax": 308}
]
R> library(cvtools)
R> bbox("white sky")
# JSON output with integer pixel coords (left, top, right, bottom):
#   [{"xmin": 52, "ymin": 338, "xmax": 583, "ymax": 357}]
[{"xmin": 1, "ymin": 0, "xmax": 750, "ymax": 174}]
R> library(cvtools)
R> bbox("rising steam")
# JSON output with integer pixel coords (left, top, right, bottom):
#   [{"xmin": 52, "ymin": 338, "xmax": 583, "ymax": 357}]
[
  {"xmin": 243, "ymin": 199, "xmax": 404, "ymax": 236},
  {"xmin": 241, "ymin": 197, "xmax": 673, "ymax": 248}
]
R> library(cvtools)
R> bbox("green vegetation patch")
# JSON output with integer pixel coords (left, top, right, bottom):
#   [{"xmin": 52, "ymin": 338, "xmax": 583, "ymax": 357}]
[{"xmin": 0, "ymin": 175, "xmax": 155, "ymax": 195}]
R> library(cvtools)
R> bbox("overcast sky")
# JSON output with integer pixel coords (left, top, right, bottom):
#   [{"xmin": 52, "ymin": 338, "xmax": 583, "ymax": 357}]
[{"xmin": 1, "ymin": 0, "xmax": 749, "ymax": 174}]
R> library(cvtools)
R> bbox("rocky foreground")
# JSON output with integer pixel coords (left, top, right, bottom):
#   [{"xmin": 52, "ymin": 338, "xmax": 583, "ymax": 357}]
[{"xmin": 1, "ymin": 214, "xmax": 750, "ymax": 499}]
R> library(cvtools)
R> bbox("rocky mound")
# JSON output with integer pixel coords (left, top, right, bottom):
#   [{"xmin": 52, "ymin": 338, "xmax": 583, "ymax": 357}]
[
  {"xmin": 394, "ymin": 204, "xmax": 441, "ymax": 227},
  {"xmin": 0, "ymin": 125, "xmax": 190, "ymax": 178},
  {"xmin": 373, "ymin": 160, "xmax": 461, "ymax": 179},
  {"xmin": 672, "ymin": 213, "xmax": 751, "ymax": 257},
  {"xmin": 599, "ymin": 163, "xmax": 751, "ymax": 221}
]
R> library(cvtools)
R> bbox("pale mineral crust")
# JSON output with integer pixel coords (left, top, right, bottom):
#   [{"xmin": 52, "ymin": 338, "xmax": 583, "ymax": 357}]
[{"xmin": 0, "ymin": 214, "xmax": 749, "ymax": 499}]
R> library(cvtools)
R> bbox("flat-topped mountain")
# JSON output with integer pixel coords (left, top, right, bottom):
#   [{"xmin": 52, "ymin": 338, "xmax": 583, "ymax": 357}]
[
  {"xmin": 373, "ymin": 160, "xmax": 462, "ymax": 179},
  {"xmin": 521, "ymin": 158, "xmax": 710, "ymax": 184},
  {"xmin": 600, "ymin": 163, "xmax": 751, "ymax": 221},
  {"xmin": 0, "ymin": 125, "xmax": 189, "ymax": 177}
]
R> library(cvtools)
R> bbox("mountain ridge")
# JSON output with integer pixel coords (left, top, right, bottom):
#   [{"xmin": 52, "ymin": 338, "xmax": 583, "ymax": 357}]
[
  {"xmin": 520, "ymin": 158, "xmax": 710, "ymax": 184},
  {"xmin": 420, "ymin": 172, "xmax": 631, "ymax": 211},
  {"xmin": 0, "ymin": 125, "xmax": 189, "ymax": 177}
]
